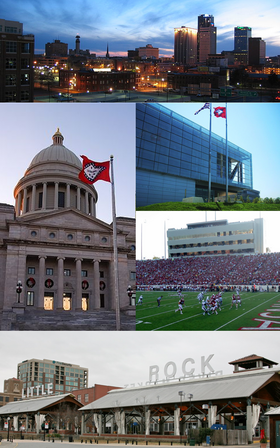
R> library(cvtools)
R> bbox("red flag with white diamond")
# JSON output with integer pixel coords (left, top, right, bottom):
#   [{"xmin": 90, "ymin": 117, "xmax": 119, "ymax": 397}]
[{"xmin": 78, "ymin": 155, "xmax": 111, "ymax": 184}]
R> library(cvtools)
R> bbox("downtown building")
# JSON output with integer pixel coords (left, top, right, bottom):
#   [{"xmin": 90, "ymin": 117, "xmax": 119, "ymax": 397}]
[
  {"xmin": 0, "ymin": 19, "xmax": 34, "ymax": 102},
  {"xmin": 167, "ymin": 218, "xmax": 264, "ymax": 258},
  {"xmin": 248, "ymin": 37, "xmax": 266, "ymax": 66},
  {"xmin": 197, "ymin": 15, "xmax": 217, "ymax": 64},
  {"xmin": 174, "ymin": 27, "xmax": 197, "ymax": 65},
  {"xmin": 136, "ymin": 103, "xmax": 259, "ymax": 207},
  {"xmin": 0, "ymin": 129, "xmax": 135, "ymax": 331},
  {"xmin": 234, "ymin": 27, "xmax": 252, "ymax": 65},
  {"xmin": 59, "ymin": 69, "xmax": 137, "ymax": 92},
  {"xmin": 17, "ymin": 358, "xmax": 88, "ymax": 395}
]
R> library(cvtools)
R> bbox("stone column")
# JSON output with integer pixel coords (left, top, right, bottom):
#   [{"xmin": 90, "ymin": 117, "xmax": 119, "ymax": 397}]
[
  {"xmin": 145, "ymin": 409, "xmax": 150, "ymax": 435},
  {"xmin": 31, "ymin": 184, "xmax": 36, "ymax": 211},
  {"xmin": 54, "ymin": 182, "xmax": 59, "ymax": 209},
  {"xmin": 92, "ymin": 260, "xmax": 100, "ymax": 309},
  {"xmin": 23, "ymin": 188, "xmax": 27, "ymax": 214},
  {"xmin": 38, "ymin": 256, "xmax": 46, "ymax": 309},
  {"xmin": 36, "ymin": 413, "xmax": 40, "ymax": 434},
  {"xmin": 66, "ymin": 183, "xmax": 71, "ymax": 208},
  {"xmin": 246, "ymin": 400, "xmax": 252, "ymax": 443},
  {"xmin": 90, "ymin": 195, "xmax": 94, "ymax": 216},
  {"xmin": 81, "ymin": 413, "xmax": 85, "ymax": 435},
  {"xmin": 16, "ymin": 191, "xmax": 22, "ymax": 216},
  {"xmin": 13, "ymin": 416, "xmax": 18, "ymax": 432},
  {"xmin": 77, "ymin": 187, "xmax": 81, "ymax": 210},
  {"xmin": 85, "ymin": 191, "xmax": 89, "ymax": 214},
  {"xmin": 57, "ymin": 257, "xmax": 65, "ymax": 310},
  {"xmin": 75, "ymin": 258, "xmax": 83, "ymax": 310},
  {"xmin": 174, "ymin": 407, "xmax": 180, "ymax": 436},
  {"xmin": 42, "ymin": 183, "xmax": 47, "ymax": 210}
]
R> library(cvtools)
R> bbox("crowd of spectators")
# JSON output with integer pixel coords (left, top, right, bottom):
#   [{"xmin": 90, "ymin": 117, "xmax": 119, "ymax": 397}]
[{"xmin": 136, "ymin": 253, "xmax": 280, "ymax": 287}]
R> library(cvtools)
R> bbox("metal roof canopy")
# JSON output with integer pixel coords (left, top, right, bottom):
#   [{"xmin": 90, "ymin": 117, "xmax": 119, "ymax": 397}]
[
  {"xmin": 80, "ymin": 368, "xmax": 280, "ymax": 412},
  {"xmin": 0, "ymin": 393, "xmax": 82, "ymax": 416}
]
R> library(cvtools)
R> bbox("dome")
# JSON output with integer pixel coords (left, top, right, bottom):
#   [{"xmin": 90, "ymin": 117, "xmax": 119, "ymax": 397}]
[
  {"xmin": 14, "ymin": 129, "xmax": 97, "ymax": 218},
  {"xmin": 27, "ymin": 128, "xmax": 82, "ymax": 172}
]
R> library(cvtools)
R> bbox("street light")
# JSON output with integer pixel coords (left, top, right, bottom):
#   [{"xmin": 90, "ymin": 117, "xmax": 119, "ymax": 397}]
[{"xmin": 16, "ymin": 280, "xmax": 22, "ymax": 303}]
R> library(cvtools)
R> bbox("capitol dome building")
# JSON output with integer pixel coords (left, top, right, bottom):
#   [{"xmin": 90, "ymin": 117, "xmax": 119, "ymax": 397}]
[{"xmin": 0, "ymin": 129, "xmax": 135, "ymax": 331}]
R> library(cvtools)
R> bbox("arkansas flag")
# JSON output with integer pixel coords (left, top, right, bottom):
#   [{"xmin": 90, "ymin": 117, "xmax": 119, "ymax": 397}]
[
  {"xmin": 213, "ymin": 107, "xmax": 226, "ymax": 118},
  {"xmin": 79, "ymin": 155, "xmax": 111, "ymax": 184}
]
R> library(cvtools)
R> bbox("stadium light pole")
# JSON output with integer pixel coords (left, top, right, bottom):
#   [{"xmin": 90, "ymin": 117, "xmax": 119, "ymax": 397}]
[
  {"xmin": 164, "ymin": 219, "xmax": 169, "ymax": 259},
  {"xmin": 141, "ymin": 221, "xmax": 146, "ymax": 260}
]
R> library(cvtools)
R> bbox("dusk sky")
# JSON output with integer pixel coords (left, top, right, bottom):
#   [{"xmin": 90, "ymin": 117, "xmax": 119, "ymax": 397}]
[
  {"xmin": 1, "ymin": 0, "xmax": 280, "ymax": 56},
  {"xmin": 1, "ymin": 332, "xmax": 280, "ymax": 389},
  {"xmin": 0, "ymin": 103, "xmax": 135, "ymax": 224}
]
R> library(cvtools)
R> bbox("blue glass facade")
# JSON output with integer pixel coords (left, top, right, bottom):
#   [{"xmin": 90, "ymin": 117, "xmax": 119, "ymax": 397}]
[{"xmin": 136, "ymin": 103, "xmax": 253, "ymax": 207}]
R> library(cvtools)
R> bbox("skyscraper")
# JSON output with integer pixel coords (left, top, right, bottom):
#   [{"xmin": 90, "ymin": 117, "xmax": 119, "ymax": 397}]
[
  {"xmin": 174, "ymin": 26, "xmax": 197, "ymax": 65},
  {"xmin": 234, "ymin": 27, "xmax": 252, "ymax": 52},
  {"xmin": 197, "ymin": 14, "xmax": 216, "ymax": 64},
  {"xmin": 234, "ymin": 27, "xmax": 252, "ymax": 65}
]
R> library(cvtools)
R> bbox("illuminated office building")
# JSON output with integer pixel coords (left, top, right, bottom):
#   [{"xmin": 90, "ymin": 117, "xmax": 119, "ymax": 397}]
[
  {"xmin": 197, "ymin": 14, "xmax": 216, "ymax": 64},
  {"xmin": 174, "ymin": 27, "xmax": 197, "ymax": 65}
]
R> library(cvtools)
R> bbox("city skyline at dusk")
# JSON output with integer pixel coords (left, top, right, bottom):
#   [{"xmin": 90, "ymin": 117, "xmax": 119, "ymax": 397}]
[{"xmin": 1, "ymin": 0, "xmax": 280, "ymax": 57}]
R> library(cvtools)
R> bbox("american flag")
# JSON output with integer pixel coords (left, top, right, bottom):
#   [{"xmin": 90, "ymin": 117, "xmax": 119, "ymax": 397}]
[{"xmin": 194, "ymin": 103, "xmax": 210, "ymax": 115}]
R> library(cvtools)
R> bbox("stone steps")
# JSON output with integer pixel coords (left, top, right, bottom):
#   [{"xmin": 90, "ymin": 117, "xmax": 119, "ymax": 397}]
[{"xmin": 11, "ymin": 310, "xmax": 135, "ymax": 331}]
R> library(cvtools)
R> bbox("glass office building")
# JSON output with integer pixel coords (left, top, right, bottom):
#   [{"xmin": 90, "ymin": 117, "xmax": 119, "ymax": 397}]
[{"xmin": 136, "ymin": 103, "xmax": 255, "ymax": 207}]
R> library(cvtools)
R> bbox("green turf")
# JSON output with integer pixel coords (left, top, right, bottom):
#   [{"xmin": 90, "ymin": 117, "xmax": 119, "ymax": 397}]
[
  {"xmin": 136, "ymin": 202, "xmax": 280, "ymax": 212},
  {"xmin": 135, "ymin": 290, "xmax": 280, "ymax": 331}
]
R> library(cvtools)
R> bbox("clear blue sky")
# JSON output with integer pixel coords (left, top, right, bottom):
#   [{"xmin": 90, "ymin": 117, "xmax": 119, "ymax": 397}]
[
  {"xmin": 164, "ymin": 102, "xmax": 280, "ymax": 200},
  {"xmin": 1, "ymin": 0, "xmax": 280, "ymax": 56},
  {"xmin": 0, "ymin": 103, "xmax": 135, "ymax": 224}
]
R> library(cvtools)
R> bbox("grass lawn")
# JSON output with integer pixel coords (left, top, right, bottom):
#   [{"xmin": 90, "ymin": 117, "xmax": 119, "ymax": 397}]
[
  {"xmin": 136, "ymin": 290, "xmax": 280, "ymax": 331},
  {"xmin": 136, "ymin": 202, "xmax": 280, "ymax": 212}
]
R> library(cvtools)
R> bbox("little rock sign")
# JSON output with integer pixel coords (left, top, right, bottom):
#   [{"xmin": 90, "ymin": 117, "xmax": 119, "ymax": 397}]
[
  {"xmin": 124, "ymin": 354, "xmax": 223, "ymax": 388},
  {"xmin": 22, "ymin": 383, "xmax": 53, "ymax": 398},
  {"xmin": 149, "ymin": 354, "xmax": 221, "ymax": 383}
]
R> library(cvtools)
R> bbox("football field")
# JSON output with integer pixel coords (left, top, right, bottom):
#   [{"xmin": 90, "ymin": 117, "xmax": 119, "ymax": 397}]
[{"xmin": 136, "ymin": 290, "xmax": 280, "ymax": 331}]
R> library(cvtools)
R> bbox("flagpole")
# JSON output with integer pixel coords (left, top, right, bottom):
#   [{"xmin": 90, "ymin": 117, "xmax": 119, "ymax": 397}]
[
  {"xmin": 225, "ymin": 104, "xmax": 228, "ymax": 202},
  {"xmin": 208, "ymin": 103, "xmax": 212, "ymax": 203},
  {"xmin": 110, "ymin": 155, "xmax": 121, "ymax": 331}
]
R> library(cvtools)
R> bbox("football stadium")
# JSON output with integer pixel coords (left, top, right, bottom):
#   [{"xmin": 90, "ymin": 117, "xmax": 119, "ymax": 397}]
[{"xmin": 136, "ymin": 216, "xmax": 280, "ymax": 331}]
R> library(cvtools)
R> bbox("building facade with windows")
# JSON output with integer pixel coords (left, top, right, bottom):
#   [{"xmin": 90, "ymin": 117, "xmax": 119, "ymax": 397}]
[
  {"xmin": 136, "ymin": 103, "xmax": 256, "ymax": 207},
  {"xmin": 17, "ymin": 359, "xmax": 88, "ymax": 394},
  {"xmin": 0, "ymin": 19, "xmax": 34, "ymax": 102},
  {"xmin": 0, "ymin": 378, "xmax": 23, "ymax": 408},
  {"xmin": 167, "ymin": 218, "xmax": 264, "ymax": 258},
  {"xmin": 0, "ymin": 129, "xmax": 135, "ymax": 330},
  {"xmin": 197, "ymin": 15, "xmax": 216, "ymax": 64},
  {"xmin": 174, "ymin": 27, "xmax": 197, "ymax": 65}
]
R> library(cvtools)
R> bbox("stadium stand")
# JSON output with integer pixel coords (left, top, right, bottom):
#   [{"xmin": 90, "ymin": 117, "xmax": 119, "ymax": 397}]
[{"xmin": 136, "ymin": 253, "xmax": 280, "ymax": 288}]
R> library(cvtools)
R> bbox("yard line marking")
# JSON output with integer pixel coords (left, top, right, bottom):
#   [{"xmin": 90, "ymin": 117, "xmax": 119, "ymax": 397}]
[{"xmin": 214, "ymin": 294, "xmax": 280, "ymax": 331}]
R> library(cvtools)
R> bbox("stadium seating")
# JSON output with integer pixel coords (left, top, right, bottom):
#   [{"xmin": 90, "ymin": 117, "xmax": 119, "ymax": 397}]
[{"xmin": 136, "ymin": 253, "xmax": 280, "ymax": 287}]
